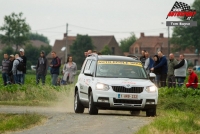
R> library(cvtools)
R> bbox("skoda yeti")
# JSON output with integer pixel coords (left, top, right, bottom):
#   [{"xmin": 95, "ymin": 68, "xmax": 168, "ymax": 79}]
[{"xmin": 74, "ymin": 54, "xmax": 158, "ymax": 116}]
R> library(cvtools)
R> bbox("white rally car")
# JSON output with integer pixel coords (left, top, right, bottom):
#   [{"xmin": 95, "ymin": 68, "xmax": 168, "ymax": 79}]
[{"xmin": 74, "ymin": 54, "xmax": 158, "ymax": 116}]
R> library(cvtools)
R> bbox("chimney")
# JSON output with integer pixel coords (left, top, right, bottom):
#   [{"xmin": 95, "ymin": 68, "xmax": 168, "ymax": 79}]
[
  {"xmin": 159, "ymin": 33, "xmax": 163, "ymax": 38},
  {"xmin": 140, "ymin": 32, "xmax": 145, "ymax": 37},
  {"xmin": 64, "ymin": 33, "xmax": 67, "ymax": 37}
]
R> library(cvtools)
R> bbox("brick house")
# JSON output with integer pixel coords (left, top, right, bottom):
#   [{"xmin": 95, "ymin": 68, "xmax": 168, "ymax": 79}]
[
  {"xmin": 127, "ymin": 33, "xmax": 200, "ymax": 65},
  {"xmin": 46, "ymin": 34, "xmax": 123, "ymax": 63}
]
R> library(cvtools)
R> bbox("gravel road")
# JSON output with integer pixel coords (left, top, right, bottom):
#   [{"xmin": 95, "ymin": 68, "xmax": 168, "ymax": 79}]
[{"xmin": 0, "ymin": 89, "xmax": 153, "ymax": 134}]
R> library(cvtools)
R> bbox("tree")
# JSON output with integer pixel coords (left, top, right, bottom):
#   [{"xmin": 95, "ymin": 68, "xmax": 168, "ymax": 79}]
[
  {"xmin": 170, "ymin": 0, "xmax": 200, "ymax": 54},
  {"xmin": 0, "ymin": 12, "xmax": 31, "ymax": 52},
  {"xmin": 29, "ymin": 32, "xmax": 50, "ymax": 44},
  {"xmin": 70, "ymin": 34, "xmax": 95, "ymax": 69},
  {"xmin": 39, "ymin": 45, "xmax": 52, "ymax": 56},
  {"xmin": 24, "ymin": 44, "xmax": 40, "ymax": 69},
  {"xmin": 101, "ymin": 45, "xmax": 111, "ymax": 55},
  {"xmin": 119, "ymin": 33, "xmax": 137, "ymax": 52}
]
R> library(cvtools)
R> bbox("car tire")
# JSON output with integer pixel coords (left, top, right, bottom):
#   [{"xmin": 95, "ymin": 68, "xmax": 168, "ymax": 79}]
[
  {"xmin": 146, "ymin": 108, "xmax": 156, "ymax": 117},
  {"xmin": 130, "ymin": 110, "xmax": 140, "ymax": 116},
  {"xmin": 88, "ymin": 91, "xmax": 98, "ymax": 115},
  {"xmin": 74, "ymin": 91, "xmax": 84, "ymax": 113}
]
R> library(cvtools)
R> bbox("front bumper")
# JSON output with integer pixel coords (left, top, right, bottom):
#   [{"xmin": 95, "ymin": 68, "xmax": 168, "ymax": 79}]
[{"xmin": 92, "ymin": 89, "xmax": 158, "ymax": 110}]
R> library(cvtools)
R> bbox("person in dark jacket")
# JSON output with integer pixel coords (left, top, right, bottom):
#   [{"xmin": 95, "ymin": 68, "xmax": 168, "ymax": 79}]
[
  {"xmin": 144, "ymin": 51, "xmax": 154, "ymax": 75},
  {"xmin": 19, "ymin": 48, "xmax": 27, "ymax": 84},
  {"xmin": 36, "ymin": 51, "xmax": 48, "ymax": 85},
  {"xmin": 151, "ymin": 51, "xmax": 168, "ymax": 87},
  {"xmin": 153, "ymin": 55, "xmax": 161, "ymax": 87},
  {"xmin": 140, "ymin": 50, "xmax": 146, "ymax": 66},
  {"xmin": 50, "ymin": 51, "xmax": 61, "ymax": 86},
  {"xmin": 2, "ymin": 53, "xmax": 10, "ymax": 86},
  {"xmin": 8, "ymin": 54, "xmax": 15, "ymax": 84}
]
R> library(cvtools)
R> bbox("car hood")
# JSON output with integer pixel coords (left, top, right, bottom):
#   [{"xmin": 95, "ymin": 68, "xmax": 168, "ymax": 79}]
[{"xmin": 95, "ymin": 78, "xmax": 154, "ymax": 87}]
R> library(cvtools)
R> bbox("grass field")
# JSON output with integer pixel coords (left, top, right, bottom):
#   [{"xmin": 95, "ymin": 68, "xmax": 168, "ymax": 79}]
[
  {"xmin": 0, "ymin": 71, "xmax": 200, "ymax": 133},
  {"xmin": 0, "ymin": 73, "xmax": 76, "ymax": 106},
  {"xmin": 0, "ymin": 113, "xmax": 46, "ymax": 133}
]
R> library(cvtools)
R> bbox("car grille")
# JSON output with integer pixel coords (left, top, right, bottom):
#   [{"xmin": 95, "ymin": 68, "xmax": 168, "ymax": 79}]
[
  {"xmin": 112, "ymin": 86, "xmax": 143, "ymax": 93},
  {"xmin": 113, "ymin": 99, "xmax": 143, "ymax": 104}
]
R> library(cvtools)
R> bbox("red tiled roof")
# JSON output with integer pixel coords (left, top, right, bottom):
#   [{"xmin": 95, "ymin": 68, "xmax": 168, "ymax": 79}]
[{"xmin": 46, "ymin": 35, "xmax": 120, "ymax": 60}]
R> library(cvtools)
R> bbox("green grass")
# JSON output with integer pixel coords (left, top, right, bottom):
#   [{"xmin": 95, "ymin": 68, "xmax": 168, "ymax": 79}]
[
  {"xmin": 0, "ymin": 73, "xmax": 77, "ymax": 106},
  {"xmin": 0, "ymin": 113, "xmax": 46, "ymax": 133},
  {"xmin": 136, "ymin": 87, "xmax": 200, "ymax": 134}
]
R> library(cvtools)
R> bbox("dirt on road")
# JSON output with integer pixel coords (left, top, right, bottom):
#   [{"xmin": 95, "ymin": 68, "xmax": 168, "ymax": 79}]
[{"xmin": 0, "ymin": 89, "xmax": 153, "ymax": 134}]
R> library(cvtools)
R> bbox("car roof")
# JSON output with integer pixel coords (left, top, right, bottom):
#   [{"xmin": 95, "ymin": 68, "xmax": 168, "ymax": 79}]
[{"xmin": 87, "ymin": 55, "xmax": 140, "ymax": 62}]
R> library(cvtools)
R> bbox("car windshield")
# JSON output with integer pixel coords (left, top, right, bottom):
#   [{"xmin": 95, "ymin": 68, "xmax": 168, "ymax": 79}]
[{"xmin": 96, "ymin": 60, "xmax": 147, "ymax": 79}]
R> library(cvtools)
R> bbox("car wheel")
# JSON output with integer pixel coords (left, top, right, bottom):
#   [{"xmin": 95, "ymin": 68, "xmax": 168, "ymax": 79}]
[
  {"xmin": 130, "ymin": 110, "xmax": 140, "ymax": 116},
  {"xmin": 88, "ymin": 91, "xmax": 98, "ymax": 115},
  {"xmin": 74, "ymin": 91, "xmax": 84, "ymax": 113},
  {"xmin": 146, "ymin": 108, "xmax": 156, "ymax": 117}
]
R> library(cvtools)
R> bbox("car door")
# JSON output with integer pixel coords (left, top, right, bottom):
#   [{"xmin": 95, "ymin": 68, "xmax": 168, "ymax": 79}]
[
  {"xmin": 78, "ymin": 59, "xmax": 89, "ymax": 99},
  {"xmin": 84, "ymin": 60, "xmax": 96, "ymax": 96},
  {"xmin": 81, "ymin": 59, "xmax": 92, "ymax": 100}
]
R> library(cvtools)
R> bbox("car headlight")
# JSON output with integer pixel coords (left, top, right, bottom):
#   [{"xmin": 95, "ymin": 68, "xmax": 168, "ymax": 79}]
[
  {"xmin": 96, "ymin": 83, "xmax": 109, "ymax": 91},
  {"xmin": 146, "ymin": 86, "xmax": 157, "ymax": 93}
]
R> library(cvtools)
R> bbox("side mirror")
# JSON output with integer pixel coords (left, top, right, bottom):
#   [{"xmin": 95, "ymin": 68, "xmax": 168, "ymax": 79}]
[
  {"xmin": 84, "ymin": 70, "xmax": 93, "ymax": 76},
  {"xmin": 149, "ymin": 72, "xmax": 156, "ymax": 78}
]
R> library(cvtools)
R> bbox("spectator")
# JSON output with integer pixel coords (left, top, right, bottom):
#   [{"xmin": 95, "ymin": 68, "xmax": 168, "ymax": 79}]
[
  {"xmin": 36, "ymin": 51, "xmax": 48, "ymax": 85},
  {"xmin": 8, "ymin": 54, "xmax": 15, "ymax": 84},
  {"xmin": 12, "ymin": 54, "xmax": 23, "ymax": 84},
  {"xmin": 153, "ymin": 55, "xmax": 161, "ymax": 87},
  {"xmin": 186, "ymin": 66, "xmax": 198, "ymax": 89},
  {"xmin": 167, "ymin": 53, "xmax": 178, "ymax": 88},
  {"xmin": 2, "ymin": 53, "xmax": 10, "ymax": 86},
  {"xmin": 144, "ymin": 51, "xmax": 154, "ymax": 75},
  {"xmin": 174, "ymin": 54, "xmax": 188, "ymax": 87},
  {"xmin": 93, "ymin": 50, "xmax": 97, "ymax": 54},
  {"xmin": 84, "ymin": 50, "xmax": 93, "ymax": 57},
  {"xmin": 140, "ymin": 50, "xmax": 146, "ymax": 65},
  {"xmin": 19, "ymin": 48, "xmax": 27, "ymax": 84},
  {"xmin": 62, "ymin": 56, "xmax": 77, "ymax": 85},
  {"xmin": 50, "ymin": 51, "xmax": 61, "ymax": 86},
  {"xmin": 151, "ymin": 51, "xmax": 168, "ymax": 87}
]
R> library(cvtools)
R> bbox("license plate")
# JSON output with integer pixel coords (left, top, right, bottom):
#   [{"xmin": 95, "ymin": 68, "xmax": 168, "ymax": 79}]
[{"xmin": 118, "ymin": 94, "xmax": 138, "ymax": 99}]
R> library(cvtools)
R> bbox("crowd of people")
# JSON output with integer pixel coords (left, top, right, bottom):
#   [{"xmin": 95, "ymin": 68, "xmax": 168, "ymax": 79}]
[
  {"xmin": 2, "ymin": 48, "xmax": 27, "ymax": 86},
  {"xmin": 141, "ymin": 50, "xmax": 199, "ymax": 89},
  {"xmin": 1, "ymin": 48, "xmax": 199, "ymax": 89},
  {"xmin": 1, "ymin": 49, "xmax": 77, "ymax": 86}
]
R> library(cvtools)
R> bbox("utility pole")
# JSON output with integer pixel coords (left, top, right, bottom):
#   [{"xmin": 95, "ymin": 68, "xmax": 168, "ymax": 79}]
[
  {"xmin": 168, "ymin": 26, "xmax": 170, "ymax": 57},
  {"xmin": 64, "ymin": 23, "xmax": 68, "ymax": 63}
]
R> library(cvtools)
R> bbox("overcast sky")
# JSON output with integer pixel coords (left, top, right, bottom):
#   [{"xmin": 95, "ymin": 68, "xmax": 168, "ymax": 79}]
[{"xmin": 0, "ymin": 0, "xmax": 194, "ymax": 46}]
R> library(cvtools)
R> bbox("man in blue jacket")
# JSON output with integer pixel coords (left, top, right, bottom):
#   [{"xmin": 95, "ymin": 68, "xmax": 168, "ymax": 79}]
[
  {"xmin": 50, "ymin": 51, "xmax": 61, "ymax": 86},
  {"xmin": 151, "ymin": 51, "xmax": 168, "ymax": 87}
]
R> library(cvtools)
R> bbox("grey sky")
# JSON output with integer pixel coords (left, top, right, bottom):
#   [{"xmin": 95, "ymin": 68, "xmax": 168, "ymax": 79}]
[{"xmin": 0, "ymin": 0, "xmax": 194, "ymax": 45}]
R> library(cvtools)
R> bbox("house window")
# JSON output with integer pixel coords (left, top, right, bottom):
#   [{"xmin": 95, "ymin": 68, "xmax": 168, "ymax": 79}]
[
  {"xmin": 135, "ymin": 47, "xmax": 139, "ymax": 54},
  {"xmin": 111, "ymin": 47, "xmax": 115, "ymax": 55}
]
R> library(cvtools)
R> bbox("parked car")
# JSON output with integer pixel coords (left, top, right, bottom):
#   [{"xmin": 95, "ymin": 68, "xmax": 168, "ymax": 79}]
[
  {"xmin": 74, "ymin": 54, "xmax": 158, "ymax": 116},
  {"xmin": 31, "ymin": 65, "xmax": 36, "ymax": 71},
  {"xmin": 193, "ymin": 65, "xmax": 200, "ymax": 72}
]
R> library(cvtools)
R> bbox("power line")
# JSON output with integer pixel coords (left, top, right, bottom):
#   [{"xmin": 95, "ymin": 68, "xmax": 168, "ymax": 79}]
[
  {"xmin": 32, "ymin": 25, "xmax": 65, "ymax": 31},
  {"xmin": 31, "ymin": 28, "xmax": 167, "ymax": 34},
  {"xmin": 69, "ymin": 23, "xmax": 166, "ymax": 33}
]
